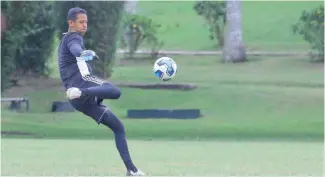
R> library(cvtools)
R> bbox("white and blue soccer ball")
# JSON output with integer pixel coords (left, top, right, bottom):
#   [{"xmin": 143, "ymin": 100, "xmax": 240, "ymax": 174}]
[{"xmin": 153, "ymin": 57, "xmax": 177, "ymax": 81}]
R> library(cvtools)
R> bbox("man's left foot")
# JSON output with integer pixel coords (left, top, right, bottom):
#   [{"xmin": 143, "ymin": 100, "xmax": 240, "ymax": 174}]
[{"xmin": 66, "ymin": 87, "xmax": 82, "ymax": 99}]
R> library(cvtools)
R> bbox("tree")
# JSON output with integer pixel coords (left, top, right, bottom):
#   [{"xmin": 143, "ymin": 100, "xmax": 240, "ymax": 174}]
[
  {"xmin": 222, "ymin": 0, "xmax": 246, "ymax": 62},
  {"xmin": 1, "ymin": 1, "xmax": 56, "ymax": 91},
  {"xmin": 55, "ymin": 1, "xmax": 125, "ymax": 78}
]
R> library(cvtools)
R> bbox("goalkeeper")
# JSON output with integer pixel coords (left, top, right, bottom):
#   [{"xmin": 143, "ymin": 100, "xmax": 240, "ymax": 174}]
[{"xmin": 57, "ymin": 7, "xmax": 145, "ymax": 176}]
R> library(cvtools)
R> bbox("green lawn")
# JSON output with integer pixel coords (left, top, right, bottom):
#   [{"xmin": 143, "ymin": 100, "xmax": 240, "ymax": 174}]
[
  {"xmin": 1, "ymin": 56, "xmax": 324, "ymax": 141},
  {"xmin": 135, "ymin": 1, "xmax": 323, "ymax": 51},
  {"xmin": 1, "ymin": 139, "xmax": 323, "ymax": 176}
]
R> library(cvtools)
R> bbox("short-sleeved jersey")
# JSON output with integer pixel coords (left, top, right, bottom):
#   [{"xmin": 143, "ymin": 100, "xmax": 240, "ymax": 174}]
[{"xmin": 58, "ymin": 32, "xmax": 92, "ymax": 89}]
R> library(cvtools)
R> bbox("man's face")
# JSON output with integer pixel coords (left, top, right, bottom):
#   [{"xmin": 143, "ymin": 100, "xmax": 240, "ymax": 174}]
[{"xmin": 69, "ymin": 13, "xmax": 88, "ymax": 35}]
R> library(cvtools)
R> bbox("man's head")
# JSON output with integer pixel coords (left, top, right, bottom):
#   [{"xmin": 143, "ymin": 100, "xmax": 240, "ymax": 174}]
[{"xmin": 67, "ymin": 7, "xmax": 88, "ymax": 35}]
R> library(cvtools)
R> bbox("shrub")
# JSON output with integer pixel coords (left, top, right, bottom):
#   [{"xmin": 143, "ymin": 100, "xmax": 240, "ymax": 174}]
[
  {"xmin": 292, "ymin": 5, "xmax": 324, "ymax": 62},
  {"xmin": 120, "ymin": 14, "xmax": 164, "ymax": 60},
  {"xmin": 1, "ymin": 1, "xmax": 56, "ymax": 91},
  {"xmin": 194, "ymin": 1, "xmax": 226, "ymax": 48}
]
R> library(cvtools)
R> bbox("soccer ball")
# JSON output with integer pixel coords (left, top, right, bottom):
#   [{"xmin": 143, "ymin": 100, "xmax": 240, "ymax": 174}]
[{"xmin": 153, "ymin": 57, "xmax": 177, "ymax": 81}]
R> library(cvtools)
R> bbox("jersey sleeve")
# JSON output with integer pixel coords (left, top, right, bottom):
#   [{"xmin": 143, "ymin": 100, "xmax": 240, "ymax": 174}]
[{"xmin": 66, "ymin": 33, "xmax": 84, "ymax": 57}]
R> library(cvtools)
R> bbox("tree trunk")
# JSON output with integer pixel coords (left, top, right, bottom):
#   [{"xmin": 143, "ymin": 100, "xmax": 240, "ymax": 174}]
[{"xmin": 222, "ymin": 0, "xmax": 246, "ymax": 62}]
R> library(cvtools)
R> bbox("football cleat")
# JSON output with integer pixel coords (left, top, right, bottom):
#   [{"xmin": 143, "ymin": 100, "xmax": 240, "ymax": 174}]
[{"xmin": 126, "ymin": 169, "xmax": 146, "ymax": 176}]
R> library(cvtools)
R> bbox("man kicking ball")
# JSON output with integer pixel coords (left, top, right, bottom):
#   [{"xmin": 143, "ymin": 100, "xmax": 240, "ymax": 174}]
[{"xmin": 58, "ymin": 7, "xmax": 145, "ymax": 176}]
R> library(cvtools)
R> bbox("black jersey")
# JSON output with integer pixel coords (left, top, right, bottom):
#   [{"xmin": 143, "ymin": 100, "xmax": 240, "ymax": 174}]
[{"xmin": 58, "ymin": 32, "xmax": 93, "ymax": 89}]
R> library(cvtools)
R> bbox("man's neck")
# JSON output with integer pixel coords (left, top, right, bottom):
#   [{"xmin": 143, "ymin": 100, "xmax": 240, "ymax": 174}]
[{"xmin": 68, "ymin": 28, "xmax": 77, "ymax": 32}]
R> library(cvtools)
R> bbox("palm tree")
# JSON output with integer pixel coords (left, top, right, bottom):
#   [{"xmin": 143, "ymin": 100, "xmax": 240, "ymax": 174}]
[{"xmin": 222, "ymin": 0, "xmax": 246, "ymax": 62}]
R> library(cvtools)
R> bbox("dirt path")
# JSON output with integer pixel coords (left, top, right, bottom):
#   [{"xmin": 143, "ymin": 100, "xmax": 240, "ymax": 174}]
[
  {"xmin": 2, "ymin": 76, "xmax": 64, "ymax": 97},
  {"xmin": 117, "ymin": 49, "xmax": 316, "ymax": 57}
]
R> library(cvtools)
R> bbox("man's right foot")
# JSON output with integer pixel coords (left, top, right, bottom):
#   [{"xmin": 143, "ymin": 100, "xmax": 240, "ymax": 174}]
[
  {"xmin": 126, "ymin": 169, "xmax": 146, "ymax": 176},
  {"xmin": 66, "ymin": 87, "xmax": 82, "ymax": 99}
]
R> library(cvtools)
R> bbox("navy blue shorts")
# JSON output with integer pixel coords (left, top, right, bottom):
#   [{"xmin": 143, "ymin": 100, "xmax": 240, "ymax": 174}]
[
  {"xmin": 70, "ymin": 100, "xmax": 109, "ymax": 124},
  {"xmin": 67, "ymin": 75, "xmax": 110, "ymax": 124}
]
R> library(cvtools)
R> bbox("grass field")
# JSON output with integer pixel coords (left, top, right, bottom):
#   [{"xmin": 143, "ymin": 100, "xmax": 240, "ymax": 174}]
[
  {"xmin": 135, "ymin": 1, "xmax": 324, "ymax": 51},
  {"xmin": 1, "ymin": 139, "xmax": 323, "ymax": 176},
  {"xmin": 1, "ymin": 56, "xmax": 324, "ymax": 141}
]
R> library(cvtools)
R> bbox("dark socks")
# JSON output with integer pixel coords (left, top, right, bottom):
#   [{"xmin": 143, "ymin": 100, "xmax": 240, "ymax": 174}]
[
  {"xmin": 124, "ymin": 160, "xmax": 138, "ymax": 172},
  {"xmin": 80, "ymin": 83, "xmax": 121, "ymax": 99},
  {"xmin": 114, "ymin": 132, "xmax": 137, "ymax": 172}
]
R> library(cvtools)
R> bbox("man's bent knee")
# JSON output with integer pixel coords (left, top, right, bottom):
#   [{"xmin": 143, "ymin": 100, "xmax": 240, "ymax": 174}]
[
  {"xmin": 103, "ymin": 83, "xmax": 121, "ymax": 99},
  {"xmin": 111, "ymin": 87, "xmax": 121, "ymax": 99}
]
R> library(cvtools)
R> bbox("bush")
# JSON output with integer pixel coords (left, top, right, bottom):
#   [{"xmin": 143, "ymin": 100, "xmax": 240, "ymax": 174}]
[
  {"xmin": 292, "ymin": 5, "xmax": 324, "ymax": 62},
  {"xmin": 120, "ymin": 14, "xmax": 164, "ymax": 60},
  {"xmin": 1, "ymin": 1, "xmax": 56, "ymax": 91},
  {"xmin": 194, "ymin": 1, "xmax": 226, "ymax": 48},
  {"xmin": 54, "ymin": 1, "xmax": 125, "ymax": 78}
]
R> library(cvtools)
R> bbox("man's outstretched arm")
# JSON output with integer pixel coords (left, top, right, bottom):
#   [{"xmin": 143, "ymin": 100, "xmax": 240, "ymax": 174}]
[
  {"xmin": 67, "ymin": 34, "xmax": 97, "ymax": 77},
  {"xmin": 67, "ymin": 33, "xmax": 83, "ymax": 57},
  {"xmin": 67, "ymin": 33, "xmax": 97, "ymax": 61}
]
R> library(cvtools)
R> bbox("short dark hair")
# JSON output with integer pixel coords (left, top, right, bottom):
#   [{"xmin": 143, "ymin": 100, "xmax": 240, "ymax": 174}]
[{"xmin": 67, "ymin": 7, "xmax": 87, "ymax": 22}]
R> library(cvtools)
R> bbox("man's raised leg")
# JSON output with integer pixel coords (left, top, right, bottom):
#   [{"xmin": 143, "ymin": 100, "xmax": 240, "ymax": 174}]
[{"xmin": 67, "ymin": 82, "xmax": 121, "ymax": 100}]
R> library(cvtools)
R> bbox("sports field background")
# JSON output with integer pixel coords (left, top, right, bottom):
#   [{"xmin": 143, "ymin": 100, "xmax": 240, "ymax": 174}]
[{"xmin": 1, "ymin": 1, "xmax": 324, "ymax": 176}]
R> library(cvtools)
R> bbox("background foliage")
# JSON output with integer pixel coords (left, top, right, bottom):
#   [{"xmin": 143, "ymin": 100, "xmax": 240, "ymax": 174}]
[
  {"xmin": 1, "ymin": 1, "xmax": 324, "ymax": 90},
  {"xmin": 193, "ymin": 1, "xmax": 226, "ymax": 48},
  {"xmin": 1, "ymin": 1, "xmax": 56, "ymax": 90},
  {"xmin": 120, "ymin": 14, "xmax": 164, "ymax": 60},
  {"xmin": 292, "ymin": 5, "xmax": 324, "ymax": 61}
]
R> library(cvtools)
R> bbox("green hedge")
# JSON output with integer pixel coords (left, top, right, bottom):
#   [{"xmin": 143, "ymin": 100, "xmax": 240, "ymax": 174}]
[{"xmin": 1, "ymin": 1, "xmax": 56, "ymax": 91}]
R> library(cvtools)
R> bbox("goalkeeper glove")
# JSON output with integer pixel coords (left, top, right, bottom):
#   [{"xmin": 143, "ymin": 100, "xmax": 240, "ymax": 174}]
[{"xmin": 77, "ymin": 50, "xmax": 99, "ymax": 61}]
